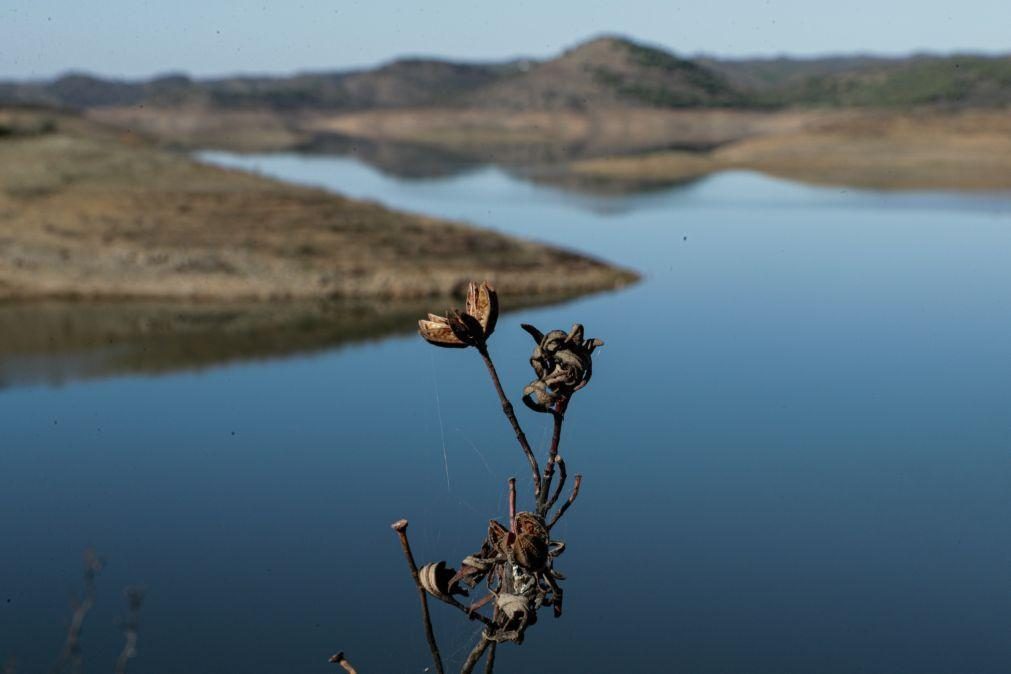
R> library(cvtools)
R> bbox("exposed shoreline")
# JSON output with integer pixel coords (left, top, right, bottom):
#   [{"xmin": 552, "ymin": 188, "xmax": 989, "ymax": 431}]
[
  {"xmin": 86, "ymin": 105, "xmax": 1011, "ymax": 192},
  {"xmin": 0, "ymin": 107, "xmax": 637, "ymax": 302},
  {"xmin": 561, "ymin": 109, "xmax": 1011, "ymax": 192}
]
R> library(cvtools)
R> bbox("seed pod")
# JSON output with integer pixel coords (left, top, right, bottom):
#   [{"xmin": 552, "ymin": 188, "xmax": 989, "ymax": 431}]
[
  {"xmin": 417, "ymin": 280, "xmax": 498, "ymax": 348},
  {"xmin": 465, "ymin": 281, "xmax": 499, "ymax": 338},
  {"xmin": 418, "ymin": 561, "xmax": 464, "ymax": 600},
  {"xmin": 418, "ymin": 314, "xmax": 468, "ymax": 348},
  {"xmin": 512, "ymin": 513, "xmax": 549, "ymax": 571},
  {"xmin": 521, "ymin": 322, "xmax": 604, "ymax": 411}
]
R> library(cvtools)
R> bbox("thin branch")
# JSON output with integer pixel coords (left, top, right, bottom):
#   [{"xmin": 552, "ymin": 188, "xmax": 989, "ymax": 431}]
[
  {"xmin": 329, "ymin": 651, "xmax": 359, "ymax": 674},
  {"xmin": 51, "ymin": 549, "xmax": 102, "ymax": 674},
  {"xmin": 545, "ymin": 455, "xmax": 567, "ymax": 513},
  {"xmin": 114, "ymin": 587, "xmax": 144, "ymax": 674},
  {"xmin": 460, "ymin": 635, "xmax": 492, "ymax": 674},
  {"xmin": 537, "ymin": 398, "xmax": 569, "ymax": 514},
  {"xmin": 391, "ymin": 519, "xmax": 445, "ymax": 674},
  {"xmin": 548, "ymin": 475, "xmax": 582, "ymax": 531},
  {"xmin": 484, "ymin": 641, "xmax": 496, "ymax": 674},
  {"xmin": 508, "ymin": 478, "xmax": 517, "ymax": 532},
  {"xmin": 476, "ymin": 345, "xmax": 540, "ymax": 498},
  {"xmin": 438, "ymin": 594, "xmax": 494, "ymax": 627}
]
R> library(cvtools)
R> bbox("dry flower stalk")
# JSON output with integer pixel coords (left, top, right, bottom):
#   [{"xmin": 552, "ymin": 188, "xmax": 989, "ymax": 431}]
[{"xmin": 338, "ymin": 281, "xmax": 602, "ymax": 673}]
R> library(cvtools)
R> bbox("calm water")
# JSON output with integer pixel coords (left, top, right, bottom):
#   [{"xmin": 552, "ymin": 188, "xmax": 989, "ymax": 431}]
[{"xmin": 3, "ymin": 155, "xmax": 1010, "ymax": 674}]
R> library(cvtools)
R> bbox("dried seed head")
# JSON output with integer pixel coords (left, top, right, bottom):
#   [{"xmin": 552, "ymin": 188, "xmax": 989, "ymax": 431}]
[
  {"xmin": 512, "ymin": 513, "xmax": 549, "ymax": 571},
  {"xmin": 417, "ymin": 313, "xmax": 468, "ymax": 348},
  {"xmin": 466, "ymin": 281, "xmax": 499, "ymax": 337},
  {"xmin": 487, "ymin": 518, "xmax": 511, "ymax": 556},
  {"xmin": 521, "ymin": 323, "xmax": 603, "ymax": 412},
  {"xmin": 418, "ymin": 281, "xmax": 498, "ymax": 348}
]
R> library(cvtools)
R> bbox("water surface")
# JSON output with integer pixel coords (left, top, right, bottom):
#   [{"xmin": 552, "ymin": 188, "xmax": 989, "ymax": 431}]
[{"xmin": 3, "ymin": 157, "xmax": 1010, "ymax": 673}]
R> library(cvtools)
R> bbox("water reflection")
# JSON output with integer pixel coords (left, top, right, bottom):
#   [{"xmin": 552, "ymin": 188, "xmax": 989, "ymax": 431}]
[
  {"xmin": 296, "ymin": 132, "xmax": 718, "ymax": 193},
  {"xmin": 297, "ymin": 133, "xmax": 483, "ymax": 179},
  {"xmin": 0, "ymin": 293, "xmax": 595, "ymax": 388}
]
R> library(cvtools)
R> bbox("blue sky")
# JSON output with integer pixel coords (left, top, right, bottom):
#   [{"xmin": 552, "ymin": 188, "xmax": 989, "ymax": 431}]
[{"xmin": 1, "ymin": 0, "xmax": 1008, "ymax": 79}]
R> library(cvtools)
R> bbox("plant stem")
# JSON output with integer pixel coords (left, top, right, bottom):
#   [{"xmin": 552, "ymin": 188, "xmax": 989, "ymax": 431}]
[
  {"xmin": 484, "ymin": 642, "xmax": 496, "ymax": 673},
  {"xmin": 548, "ymin": 475, "xmax": 582, "ymax": 531},
  {"xmin": 391, "ymin": 519, "xmax": 445, "ymax": 674},
  {"xmin": 329, "ymin": 652, "xmax": 359, "ymax": 674},
  {"xmin": 537, "ymin": 397, "xmax": 569, "ymax": 514},
  {"xmin": 114, "ymin": 588, "xmax": 143, "ymax": 674},
  {"xmin": 51, "ymin": 549, "xmax": 102, "ymax": 674},
  {"xmin": 460, "ymin": 636, "xmax": 492, "ymax": 674},
  {"xmin": 476, "ymin": 345, "xmax": 540, "ymax": 498},
  {"xmin": 508, "ymin": 478, "xmax": 517, "ymax": 532},
  {"xmin": 545, "ymin": 455, "xmax": 567, "ymax": 513}
]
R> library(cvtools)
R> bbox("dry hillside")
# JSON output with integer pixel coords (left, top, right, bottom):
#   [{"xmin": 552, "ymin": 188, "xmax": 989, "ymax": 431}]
[{"xmin": 0, "ymin": 107, "xmax": 636, "ymax": 300}]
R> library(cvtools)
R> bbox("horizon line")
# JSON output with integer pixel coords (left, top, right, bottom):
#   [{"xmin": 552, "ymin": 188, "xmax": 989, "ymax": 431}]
[{"xmin": 3, "ymin": 32, "xmax": 1009, "ymax": 83}]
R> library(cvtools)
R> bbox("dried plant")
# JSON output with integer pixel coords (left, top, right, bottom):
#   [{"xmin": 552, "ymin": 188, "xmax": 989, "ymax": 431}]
[
  {"xmin": 3, "ymin": 550, "xmax": 142, "ymax": 674},
  {"xmin": 341, "ymin": 281, "xmax": 602, "ymax": 673},
  {"xmin": 50, "ymin": 549, "xmax": 104, "ymax": 674}
]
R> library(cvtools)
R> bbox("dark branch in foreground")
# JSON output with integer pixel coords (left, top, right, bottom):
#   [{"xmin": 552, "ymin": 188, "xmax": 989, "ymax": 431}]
[
  {"xmin": 460, "ymin": 635, "xmax": 493, "ymax": 674},
  {"xmin": 391, "ymin": 519, "xmax": 445, "ymax": 674}
]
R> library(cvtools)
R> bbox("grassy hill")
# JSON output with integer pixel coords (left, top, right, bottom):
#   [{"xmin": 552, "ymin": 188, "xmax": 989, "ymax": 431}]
[{"xmin": 4, "ymin": 36, "xmax": 1008, "ymax": 113}]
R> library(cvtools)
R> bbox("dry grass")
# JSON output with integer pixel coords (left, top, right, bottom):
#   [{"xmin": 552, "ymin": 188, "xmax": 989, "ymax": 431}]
[{"xmin": 0, "ymin": 108, "xmax": 636, "ymax": 301}]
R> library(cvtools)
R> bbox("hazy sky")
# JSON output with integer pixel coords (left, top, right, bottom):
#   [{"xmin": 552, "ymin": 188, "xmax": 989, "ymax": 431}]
[{"xmin": 2, "ymin": 0, "xmax": 1008, "ymax": 80}]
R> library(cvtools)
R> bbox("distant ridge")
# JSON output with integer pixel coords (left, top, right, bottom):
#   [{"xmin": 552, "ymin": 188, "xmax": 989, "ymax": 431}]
[
  {"xmin": 459, "ymin": 36, "xmax": 747, "ymax": 109},
  {"xmin": 2, "ymin": 35, "xmax": 1009, "ymax": 110}
]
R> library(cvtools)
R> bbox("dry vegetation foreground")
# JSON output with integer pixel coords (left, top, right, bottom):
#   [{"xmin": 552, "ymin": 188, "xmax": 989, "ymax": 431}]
[{"xmin": 0, "ymin": 108, "xmax": 636, "ymax": 301}]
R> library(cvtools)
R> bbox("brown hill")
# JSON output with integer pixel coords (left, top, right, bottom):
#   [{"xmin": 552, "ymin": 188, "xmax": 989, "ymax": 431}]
[{"xmin": 462, "ymin": 36, "xmax": 745, "ymax": 110}]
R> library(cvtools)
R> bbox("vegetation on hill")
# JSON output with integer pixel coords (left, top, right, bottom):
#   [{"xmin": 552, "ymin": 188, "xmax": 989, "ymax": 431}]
[
  {"xmin": 461, "ymin": 37, "xmax": 746, "ymax": 109},
  {"xmin": 3, "ymin": 36, "xmax": 1008, "ymax": 113}
]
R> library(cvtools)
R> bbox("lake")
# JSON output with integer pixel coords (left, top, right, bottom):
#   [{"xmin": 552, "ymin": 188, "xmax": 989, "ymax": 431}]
[{"xmin": 2, "ymin": 153, "xmax": 1010, "ymax": 674}]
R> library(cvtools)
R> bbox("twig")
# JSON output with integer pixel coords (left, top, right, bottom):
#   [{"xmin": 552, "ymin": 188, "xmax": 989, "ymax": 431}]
[
  {"xmin": 391, "ymin": 519, "xmax": 445, "ymax": 674},
  {"xmin": 460, "ymin": 635, "xmax": 492, "ymax": 674},
  {"xmin": 548, "ymin": 475, "xmax": 582, "ymax": 530},
  {"xmin": 545, "ymin": 455, "xmax": 567, "ymax": 513},
  {"xmin": 329, "ymin": 651, "xmax": 359, "ymax": 674},
  {"xmin": 51, "ymin": 549, "xmax": 103, "ymax": 674},
  {"xmin": 484, "ymin": 641, "xmax": 496, "ymax": 674},
  {"xmin": 537, "ymin": 398, "xmax": 569, "ymax": 514},
  {"xmin": 114, "ymin": 587, "xmax": 144, "ymax": 674},
  {"xmin": 507, "ymin": 478, "xmax": 517, "ymax": 532},
  {"xmin": 476, "ymin": 345, "xmax": 541, "ymax": 498}
]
